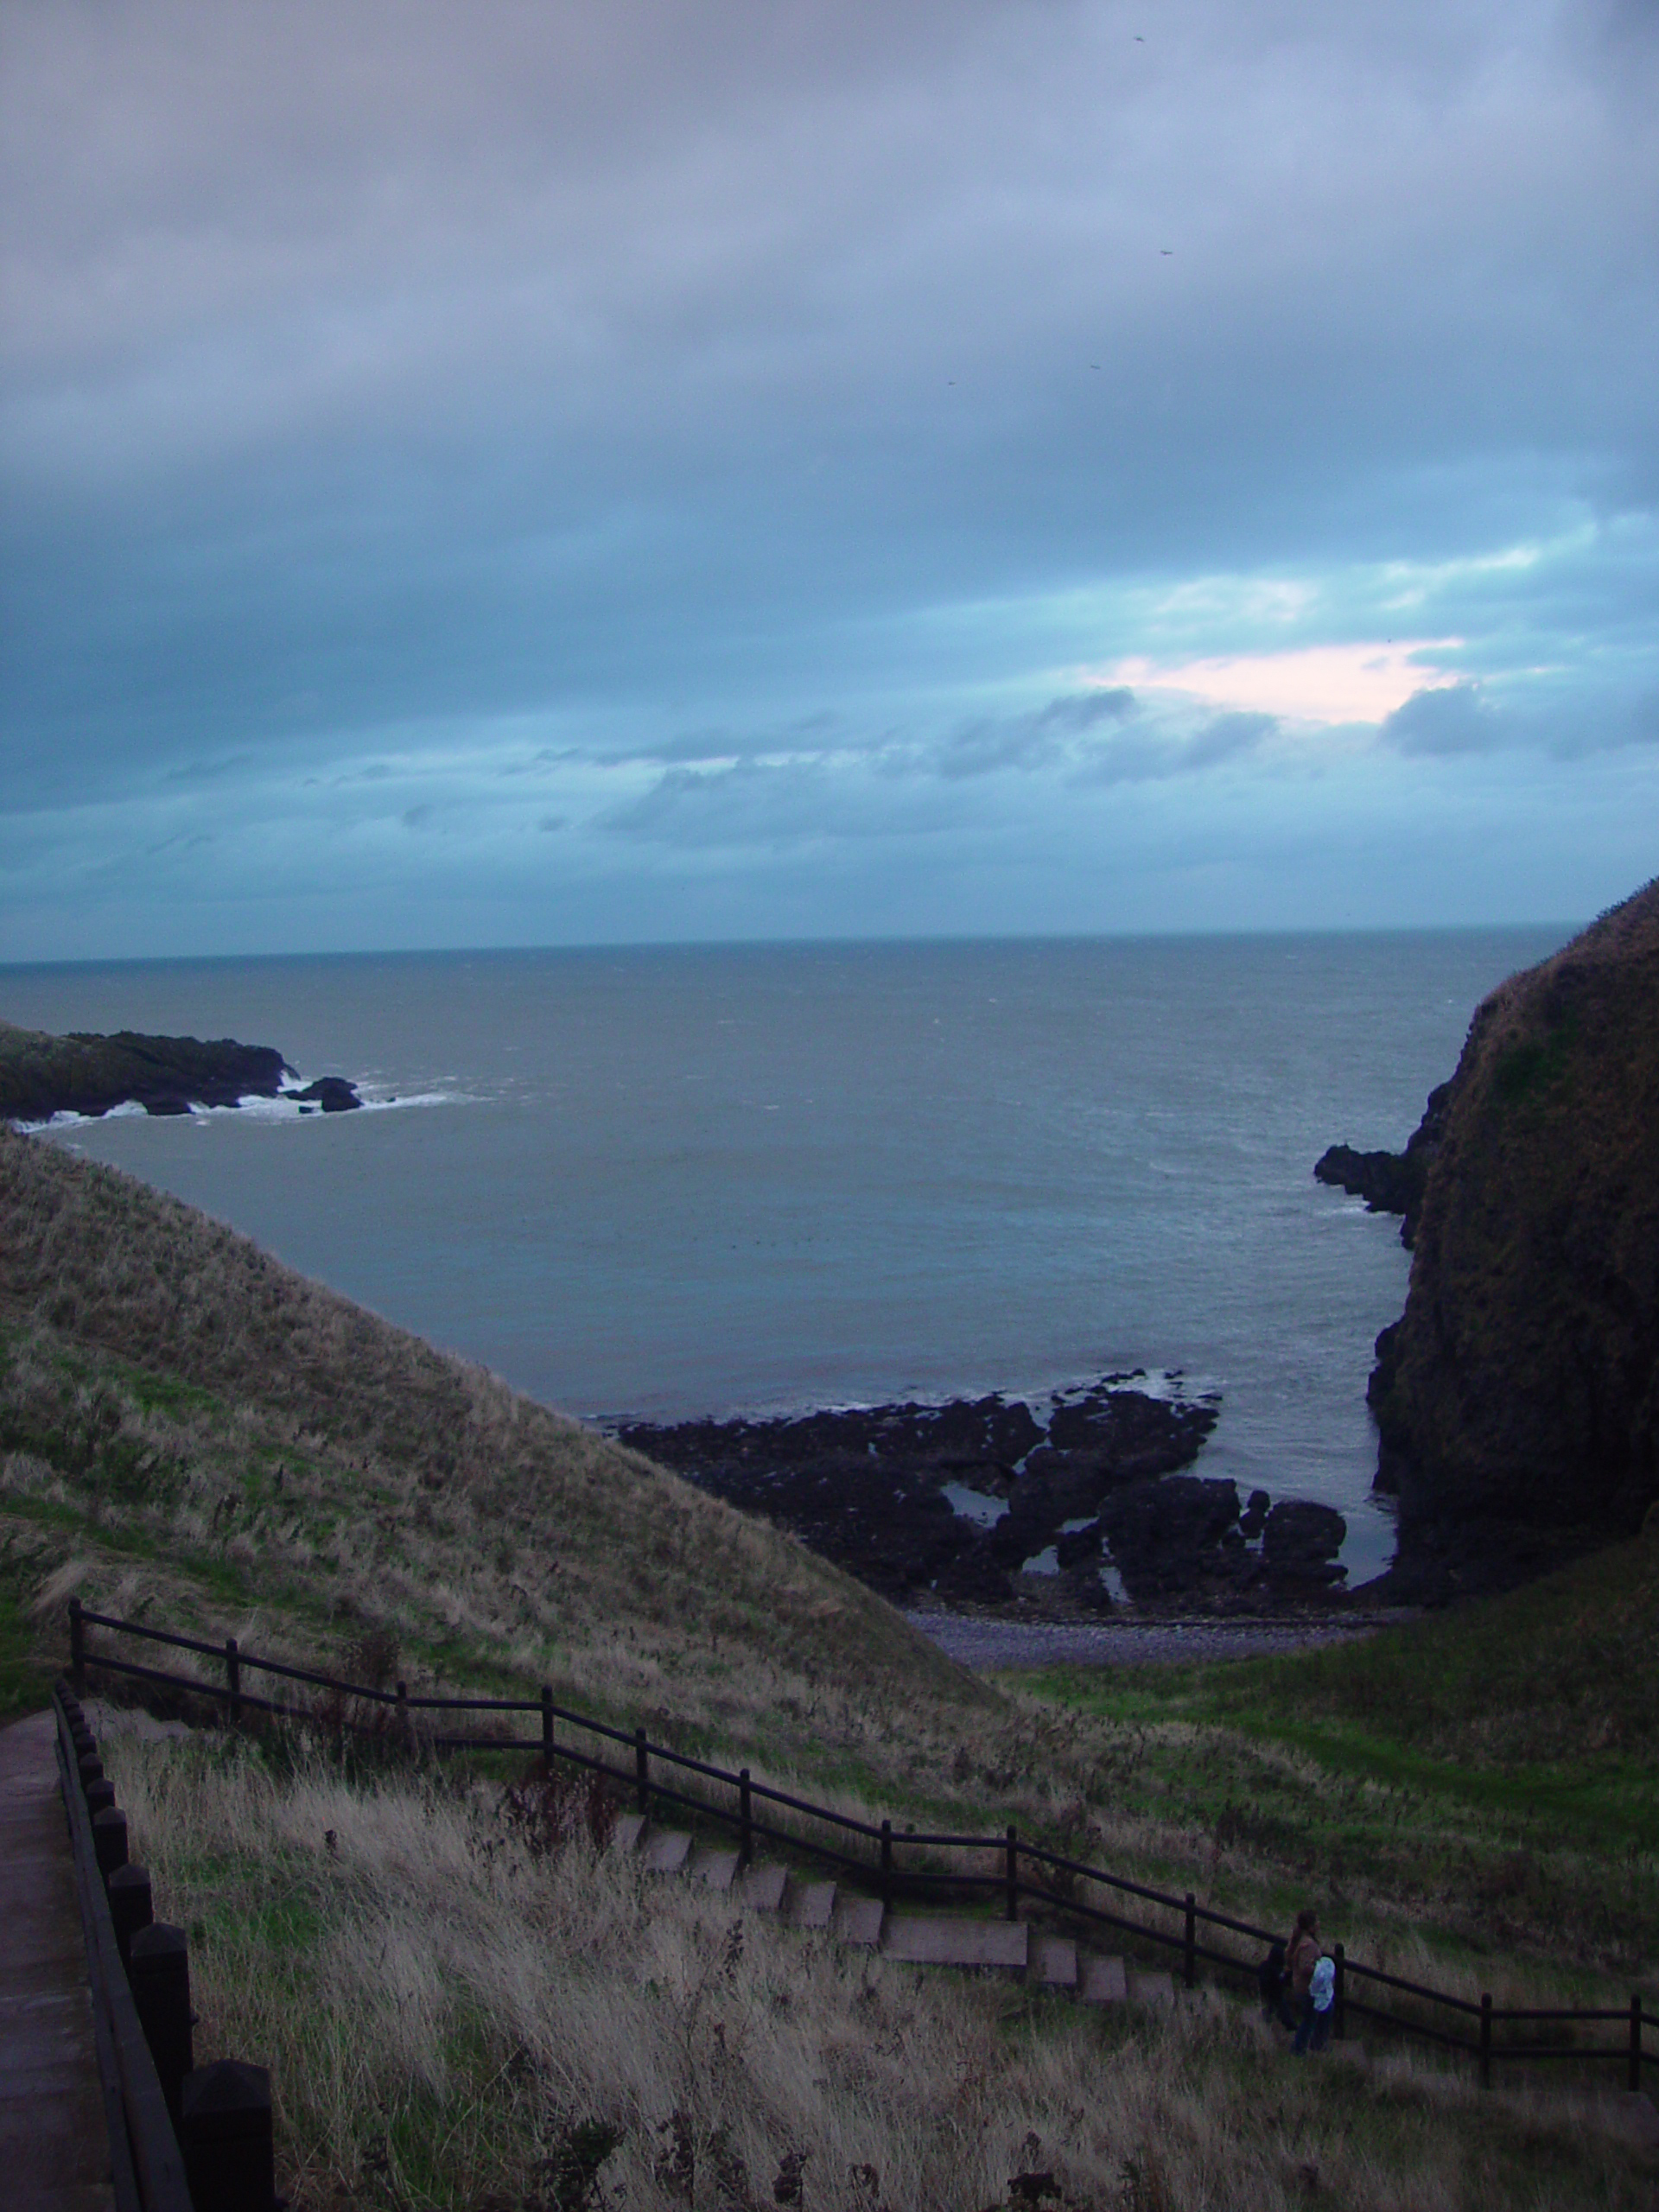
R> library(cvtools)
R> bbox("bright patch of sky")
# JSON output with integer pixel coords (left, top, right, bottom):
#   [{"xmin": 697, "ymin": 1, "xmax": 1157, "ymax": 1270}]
[
  {"xmin": 1100, "ymin": 643, "xmax": 1464, "ymax": 724},
  {"xmin": 3, "ymin": 0, "xmax": 1656, "ymax": 957}
]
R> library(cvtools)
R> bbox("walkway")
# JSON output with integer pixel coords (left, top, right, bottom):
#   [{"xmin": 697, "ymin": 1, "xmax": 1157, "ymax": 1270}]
[
  {"xmin": 906, "ymin": 1611, "xmax": 1385, "ymax": 1669},
  {"xmin": 0, "ymin": 1709, "xmax": 113, "ymax": 2211},
  {"xmin": 613, "ymin": 1808, "xmax": 1177, "ymax": 2011}
]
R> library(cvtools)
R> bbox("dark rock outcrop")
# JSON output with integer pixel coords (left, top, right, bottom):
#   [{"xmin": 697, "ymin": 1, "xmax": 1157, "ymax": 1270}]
[
  {"xmin": 1096, "ymin": 1476, "xmax": 1247, "ymax": 1602},
  {"xmin": 1314, "ymin": 1081, "xmax": 1452, "ymax": 1248},
  {"xmin": 1261, "ymin": 1500, "xmax": 1348, "ymax": 1591},
  {"xmin": 0, "ymin": 1020, "xmax": 359, "ymax": 1122},
  {"xmin": 288, "ymin": 1076, "xmax": 362, "ymax": 1113},
  {"xmin": 616, "ymin": 1382, "xmax": 1347, "ymax": 1615},
  {"xmin": 613, "ymin": 1382, "xmax": 1221, "ymax": 1612},
  {"xmin": 1364, "ymin": 875, "xmax": 1659, "ymax": 1599}
]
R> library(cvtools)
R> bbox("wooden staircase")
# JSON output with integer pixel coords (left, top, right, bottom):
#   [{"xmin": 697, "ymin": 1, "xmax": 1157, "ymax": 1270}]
[{"xmin": 610, "ymin": 1813, "xmax": 1177, "ymax": 2011}]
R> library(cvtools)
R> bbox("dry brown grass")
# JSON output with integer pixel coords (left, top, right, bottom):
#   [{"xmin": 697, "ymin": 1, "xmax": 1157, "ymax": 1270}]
[{"xmin": 97, "ymin": 1714, "xmax": 1655, "ymax": 2212}]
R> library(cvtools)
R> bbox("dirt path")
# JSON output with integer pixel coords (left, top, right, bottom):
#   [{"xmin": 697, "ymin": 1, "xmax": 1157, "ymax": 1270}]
[
  {"xmin": 0, "ymin": 1708, "xmax": 113, "ymax": 2209},
  {"xmin": 906, "ymin": 1611, "xmax": 1383, "ymax": 1669}
]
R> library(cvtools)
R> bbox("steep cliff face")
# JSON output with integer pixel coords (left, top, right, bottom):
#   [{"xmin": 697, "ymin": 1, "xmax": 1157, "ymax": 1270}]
[{"xmin": 1371, "ymin": 877, "xmax": 1659, "ymax": 1594}]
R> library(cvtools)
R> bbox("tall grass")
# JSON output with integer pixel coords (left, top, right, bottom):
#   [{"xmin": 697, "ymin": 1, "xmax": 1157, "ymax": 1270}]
[{"xmin": 100, "ymin": 1718, "xmax": 1654, "ymax": 2212}]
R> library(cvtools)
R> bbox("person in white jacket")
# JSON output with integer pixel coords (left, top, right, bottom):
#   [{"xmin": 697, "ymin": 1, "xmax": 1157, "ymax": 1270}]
[{"xmin": 1296, "ymin": 1951, "xmax": 1336, "ymax": 2055}]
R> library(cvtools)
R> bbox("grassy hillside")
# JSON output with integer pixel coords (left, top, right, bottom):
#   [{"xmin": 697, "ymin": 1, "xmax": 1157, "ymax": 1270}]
[
  {"xmin": 1015, "ymin": 1527, "xmax": 1659, "ymax": 1978},
  {"xmin": 0, "ymin": 1123, "xmax": 979, "ymax": 1758},
  {"xmin": 4, "ymin": 1119, "xmax": 1655, "ymax": 1972},
  {"xmin": 92, "ymin": 1713, "xmax": 1656, "ymax": 2212},
  {"xmin": 6, "ymin": 1122, "xmax": 1658, "ymax": 2207}
]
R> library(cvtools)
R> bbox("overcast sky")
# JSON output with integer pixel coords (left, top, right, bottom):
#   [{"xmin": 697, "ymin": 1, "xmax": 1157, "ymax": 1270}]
[{"xmin": 3, "ymin": 0, "xmax": 1656, "ymax": 958}]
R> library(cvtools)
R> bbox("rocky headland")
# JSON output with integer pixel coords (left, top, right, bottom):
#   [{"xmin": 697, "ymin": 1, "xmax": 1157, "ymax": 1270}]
[
  {"xmin": 613, "ymin": 1380, "xmax": 1351, "ymax": 1618},
  {"xmin": 0, "ymin": 1019, "xmax": 361, "ymax": 1122},
  {"xmin": 1313, "ymin": 1079, "xmax": 1451, "ymax": 1249},
  {"xmin": 1319, "ymin": 874, "xmax": 1659, "ymax": 1603}
]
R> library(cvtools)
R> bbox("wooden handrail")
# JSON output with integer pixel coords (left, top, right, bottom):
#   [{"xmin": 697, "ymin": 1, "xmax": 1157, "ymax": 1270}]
[
  {"xmin": 52, "ymin": 1682, "xmax": 193, "ymax": 2212},
  {"xmin": 67, "ymin": 1600, "xmax": 1646, "ymax": 2090}
]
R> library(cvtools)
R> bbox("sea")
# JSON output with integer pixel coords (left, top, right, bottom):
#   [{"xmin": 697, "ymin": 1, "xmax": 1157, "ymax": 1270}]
[{"xmin": 3, "ymin": 928, "xmax": 1570, "ymax": 1585}]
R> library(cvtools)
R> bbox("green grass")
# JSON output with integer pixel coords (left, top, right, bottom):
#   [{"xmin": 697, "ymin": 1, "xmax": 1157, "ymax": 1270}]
[
  {"xmin": 1010, "ymin": 1530, "xmax": 1659, "ymax": 1979},
  {"xmin": 0, "ymin": 1576, "xmax": 51, "ymax": 1720}
]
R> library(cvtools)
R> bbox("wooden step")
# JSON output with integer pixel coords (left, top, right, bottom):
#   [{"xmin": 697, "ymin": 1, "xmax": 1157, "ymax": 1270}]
[
  {"xmin": 834, "ymin": 1896, "xmax": 887, "ymax": 1948},
  {"xmin": 1029, "ymin": 1933, "xmax": 1077, "ymax": 1990},
  {"xmin": 1128, "ymin": 1967, "xmax": 1176, "ymax": 2012},
  {"xmin": 1078, "ymin": 1954, "xmax": 1128, "ymax": 2005},
  {"xmin": 612, "ymin": 1811, "xmax": 647, "ymax": 1854},
  {"xmin": 689, "ymin": 1847, "xmax": 741, "ymax": 1892},
  {"xmin": 642, "ymin": 1828, "xmax": 693, "ymax": 1875},
  {"xmin": 738, "ymin": 1863, "xmax": 788, "ymax": 1912},
  {"xmin": 881, "ymin": 1916, "xmax": 1027, "ymax": 1973},
  {"xmin": 788, "ymin": 1879, "xmax": 837, "ymax": 1930}
]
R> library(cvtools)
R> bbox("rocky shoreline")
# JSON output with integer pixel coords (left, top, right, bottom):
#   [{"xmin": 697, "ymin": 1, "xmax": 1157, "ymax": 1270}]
[
  {"xmin": 613, "ymin": 1378, "xmax": 1352, "ymax": 1620},
  {"xmin": 0, "ymin": 1019, "xmax": 362, "ymax": 1122}
]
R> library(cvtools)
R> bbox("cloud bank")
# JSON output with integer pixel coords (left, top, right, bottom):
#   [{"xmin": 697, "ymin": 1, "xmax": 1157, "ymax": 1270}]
[{"xmin": 2, "ymin": 0, "xmax": 1656, "ymax": 954}]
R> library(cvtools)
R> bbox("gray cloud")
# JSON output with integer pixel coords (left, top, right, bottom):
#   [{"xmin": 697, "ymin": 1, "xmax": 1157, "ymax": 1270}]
[
  {"xmin": 2, "ymin": 1, "xmax": 1657, "ymax": 943},
  {"xmin": 1381, "ymin": 683, "xmax": 1501, "ymax": 756},
  {"xmin": 938, "ymin": 687, "xmax": 1138, "ymax": 779},
  {"xmin": 1074, "ymin": 710, "xmax": 1281, "ymax": 787}
]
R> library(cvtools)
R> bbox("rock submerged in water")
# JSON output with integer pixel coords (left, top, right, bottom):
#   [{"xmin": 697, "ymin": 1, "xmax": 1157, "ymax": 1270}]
[
  {"xmin": 614, "ymin": 1383, "xmax": 1348, "ymax": 1617},
  {"xmin": 286, "ymin": 1075, "xmax": 361, "ymax": 1113},
  {"xmin": 0, "ymin": 1018, "xmax": 361, "ymax": 1122}
]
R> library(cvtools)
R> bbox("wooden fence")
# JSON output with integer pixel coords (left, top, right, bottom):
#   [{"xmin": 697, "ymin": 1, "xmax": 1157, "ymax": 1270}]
[
  {"xmin": 54, "ymin": 1672, "xmax": 279, "ymax": 2211},
  {"xmin": 70, "ymin": 1598, "xmax": 1654, "ymax": 2094}
]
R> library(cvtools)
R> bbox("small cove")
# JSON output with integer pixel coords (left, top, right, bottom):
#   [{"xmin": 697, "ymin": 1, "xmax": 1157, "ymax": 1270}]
[{"xmin": 4, "ymin": 926, "xmax": 1567, "ymax": 1582}]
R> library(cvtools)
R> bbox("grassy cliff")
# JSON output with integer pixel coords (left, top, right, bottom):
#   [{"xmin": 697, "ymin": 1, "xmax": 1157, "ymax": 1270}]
[{"xmin": 1370, "ymin": 874, "xmax": 1659, "ymax": 1592}]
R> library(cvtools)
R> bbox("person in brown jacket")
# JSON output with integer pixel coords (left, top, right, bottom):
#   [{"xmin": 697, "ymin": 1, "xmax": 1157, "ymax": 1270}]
[{"xmin": 1286, "ymin": 1909, "xmax": 1321, "ymax": 2054}]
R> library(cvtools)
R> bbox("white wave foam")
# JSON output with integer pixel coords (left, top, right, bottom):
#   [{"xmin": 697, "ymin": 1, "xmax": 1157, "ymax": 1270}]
[
  {"xmin": 19, "ymin": 1084, "xmax": 470, "ymax": 1133},
  {"xmin": 16, "ymin": 1100, "xmax": 153, "ymax": 1133}
]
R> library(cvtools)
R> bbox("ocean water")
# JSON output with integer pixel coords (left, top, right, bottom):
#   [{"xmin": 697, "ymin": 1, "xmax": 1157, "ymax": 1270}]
[{"xmin": 3, "ymin": 929, "xmax": 1569, "ymax": 1582}]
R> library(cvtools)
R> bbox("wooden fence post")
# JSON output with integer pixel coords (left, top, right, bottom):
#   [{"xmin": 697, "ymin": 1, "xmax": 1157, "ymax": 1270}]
[
  {"xmin": 1332, "ymin": 1942, "xmax": 1346, "ymax": 2042},
  {"xmin": 1630, "ymin": 1994, "xmax": 1643, "ymax": 2094},
  {"xmin": 181, "ymin": 2058, "xmax": 276, "ymax": 2212},
  {"xmin": 1478, "ymin": 1993, "xmax": 1493, "ymax": 2089},
  {"xmin": 130, "ymin": 1923, "xmax": 194, "ymax": 2131},
  {"xmin": 225, "ymin": 1637, "xmax": 241, "ymax": 1728},
  {"xmin": 880, "ymin": 1819, "xmax": 893, "ymax": 1904},
  {"xmin": 396, "ymin": 1680, "xmax": 409, "ymax": 1750},
  {"xmin": 108, "ymin": 1862, "xmax": 155, "ymax": 1971},
  {"xmin": 739, "ymin": 1770, "xmax": 753, "ymax": 1866},
  {"xmin": 1183, "ymin": 1894, "xmax": 1197, "ymax": 1991},
  {"xmin": 541, "ymin": 1685, "xmax": 554, "ymax": 1768},
  {"xmin": 92, "ymin": 1805, "xmax": 129, "ymax": 1881},
  {"xmin": 635, "ymin": 1727, "xmax": 650, "ymax": 1815},
  {"xmin": 69, "ymin": 1596, "xmax": 86, "ymax": 1695},
  {"xmin": 1005, "ymin": 1825, "xmax": 1019, "ymax": 1923}
]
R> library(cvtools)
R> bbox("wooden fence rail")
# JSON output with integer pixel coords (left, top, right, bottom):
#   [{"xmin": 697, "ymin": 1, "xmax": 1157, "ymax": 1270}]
[{"xmin": 69, "ymin": 1599, "xmax": 1654, "ymax": 2092}]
